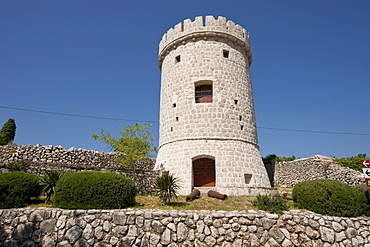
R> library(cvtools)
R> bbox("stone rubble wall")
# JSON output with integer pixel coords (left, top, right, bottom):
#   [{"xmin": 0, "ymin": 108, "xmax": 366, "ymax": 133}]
[
  {"xmin": 1, "ymin": 208, "xmax": 370, "ymax": 247},
  {"xmin": 274, "ymin": 156, "xmax": 364, "ymax": 188},
  {"xmin": 0, "ymin": 145, "xmax": 159, "ymax": 195}
]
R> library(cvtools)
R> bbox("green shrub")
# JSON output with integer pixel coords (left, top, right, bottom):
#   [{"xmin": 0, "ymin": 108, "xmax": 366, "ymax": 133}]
[
  {"xmin": 292, "ymin": 179, "xmax": 364, "ymax": 217},
  {"xmin": 154, "ymin": 172, "xmax": 180, "ymax": 205},
  {"xmin": 352, "ymin": 184, "xmax": 370, "ymax": 216},
  {"xmin": 0, "ymin": 172, "xmax": 41, "ymax": 209},
  {"xmin": 252, "ymin": 194, "xmax": 288, "ymax": 214},
  {"xmin": 53, "ymin": 172, "xmax": 137, "ymax": 209},
  {"xmin": 40, "ymin": 170, "xmax": 65, "ymax": 202},
  {"xmin": 6, "ymin": 160, "xmax": 28, "ymax": 172}
]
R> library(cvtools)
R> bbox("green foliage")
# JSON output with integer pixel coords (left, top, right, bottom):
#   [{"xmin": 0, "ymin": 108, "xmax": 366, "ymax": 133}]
[
  {"xmin": 263, "ymin": 154, "xmax": 296, "ymax": 163},
  {"xmin": 53, "ymin": 172, "xmax": 137, "ymax": 209},
  {"xmin": 0, "ymin": 118, "xmax": 16, "ymax": 145},
  {"xmin": 92, "ymin": 123, "xmax": 156, "ymax": 167},
  {"xmin": 154, "ymin": 172, "xmax": 180, "ymax": 205},
  {"xmin": 40, "ymin": 170, "xmax": 65, "ymax": 202},
  {"xmin": 292, "ymin": 179, "xmax": 367, "ymax": 217},
  {"xmin": 252, "ymin": 194, "xmax": 288, "ymax": 214},
  {"xmin": 334, "ymin": 154, "xmax": 368, "ymax": 172},
  {"xmin": 352, "ymin": 184, "xmax": 370, "ymax": 216},
  {"xmin": 0, "ymin": 172, "xmax": 41, "ymax": 209},
  {"xmin": 6, "ymin": 160, "xmax": 28, "ymax": 172}
]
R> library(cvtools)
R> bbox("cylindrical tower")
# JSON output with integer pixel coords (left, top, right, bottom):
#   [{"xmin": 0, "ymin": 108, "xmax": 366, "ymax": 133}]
[{"xmin": 155, "ymin": 16, "xmax": 273, "ymax": 195}]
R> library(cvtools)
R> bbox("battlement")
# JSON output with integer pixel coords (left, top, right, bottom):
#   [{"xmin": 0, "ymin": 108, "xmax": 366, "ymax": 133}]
[{"xmin": 158, "ymin": 16, "xmax": 252, "ymax": 68}]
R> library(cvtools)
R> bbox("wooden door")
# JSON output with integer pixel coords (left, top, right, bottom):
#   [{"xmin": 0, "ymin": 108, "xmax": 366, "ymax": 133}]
[{"xmin": 193, "ymin": 158, "xmax": 215, "ymax": 187}]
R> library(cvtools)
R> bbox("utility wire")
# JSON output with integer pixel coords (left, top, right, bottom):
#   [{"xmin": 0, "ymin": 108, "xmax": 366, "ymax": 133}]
[
  {"xmin": 1, "ymin": 105, "xmax": 370, "ymax": 136},
  {"xmin": 258, "ymin": 126, "xmax": 370, "ymax": 136},
  {"xmin": 0, "ymin": 105, "xmax": 158, "ymax": 123}
]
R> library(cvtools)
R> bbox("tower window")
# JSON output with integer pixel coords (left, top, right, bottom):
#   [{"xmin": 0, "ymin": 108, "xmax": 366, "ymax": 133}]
[
  {"xmin": 234, "ymin": 100, "xmax": 238, "ymax": 105},
  {"xmin": 195, "ymin": 85, "xmax": 212, "ymax": 103},
  {"xmin": 172, "ymin": 103, "xmax": 176, "ymax": 108},
  {"xmin": 239, "ymin": 116, "xmax": 242, "ymax": 121},
  {"xmin": 175, "ymin": 55, "xmax": 181, "ymax": 63},
  {"xmin": 176, "ymin": 117, "xmax": 179, "ymax": 121},
  {"xmin": 244, "ymin": 174, "xmax": 252, "ymax": 184},
  {"xmin": 223, "ymin": 50, "xmax": 229, "ymax": 58},
  {"xmin": 241, "ymin": 125, "xmax": 244, "ymax": 130}
]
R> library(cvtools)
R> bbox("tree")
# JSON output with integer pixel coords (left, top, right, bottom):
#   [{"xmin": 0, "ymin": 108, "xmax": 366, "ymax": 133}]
[
  {"xmin": 334, "ymin": 154, "xmax": 368, "ymax": 172},
  {"xmin": 92, "ymin": 123, "xmax": 156, "ymax": 167},
  {"xmin": 0, "ymin": 118, "xmax": 16, "ymax": 145}
]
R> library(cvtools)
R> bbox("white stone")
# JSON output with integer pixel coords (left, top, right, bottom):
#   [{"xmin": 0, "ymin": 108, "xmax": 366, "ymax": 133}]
[{"xmin": 156, "ymin": 16, "xmax": 271, "ymax": 195}]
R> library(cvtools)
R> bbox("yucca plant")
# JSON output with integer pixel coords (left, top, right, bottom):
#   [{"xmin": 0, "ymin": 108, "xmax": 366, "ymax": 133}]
[
  {"xmin": 154, "ymin": 172, "xmax": 180, "ymax": 205},
  {"xmin": 40, "ymin": 170, "xmax": 65, "ymax": 203}
]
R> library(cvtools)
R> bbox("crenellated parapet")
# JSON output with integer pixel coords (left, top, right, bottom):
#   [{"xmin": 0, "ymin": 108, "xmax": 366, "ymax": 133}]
[{"xmin": 158, "ymin": 16, "xmax": 252, "ymax": 68}]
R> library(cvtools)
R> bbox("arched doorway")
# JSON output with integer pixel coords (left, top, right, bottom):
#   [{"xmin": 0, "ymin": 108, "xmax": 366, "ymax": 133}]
[{"xmin": 193, "ymin": 158, "xmax": 215, "ymax": 187}]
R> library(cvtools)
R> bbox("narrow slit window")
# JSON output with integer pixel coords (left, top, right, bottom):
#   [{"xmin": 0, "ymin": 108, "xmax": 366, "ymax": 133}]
[
  {"xmin": 241, "ymin": 125, "xmax": 244, "ymax": 130},
  {"xmin": 176, "ymin": 117, "xmax": 179, "ymax": 121},
  {"xmin": 239, "ymin": 116, "xmax": 242, "ymax": 121},
  {"xmin": 175, "ymin": 55, "xmax": 181, "ymax": 63},
  {"xmin": 244, "ymin": 174, "xmax": 252, "ymax": 184},
  {"xmin": 223, "ymin": 50, "xmax": 229, "ymax": 58},
  {"xmin": 195, "ymin": 85, "xmax": 213, "ymax": 103},
  {"xmin": 170, "ymin": 127, "xmax": 173, "ymax": 132}
]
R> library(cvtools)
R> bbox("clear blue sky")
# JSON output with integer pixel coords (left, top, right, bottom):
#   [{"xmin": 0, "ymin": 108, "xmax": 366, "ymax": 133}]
[{"xmin": 1, "ymin": 0, "xmax": 369, "ymax": 159}]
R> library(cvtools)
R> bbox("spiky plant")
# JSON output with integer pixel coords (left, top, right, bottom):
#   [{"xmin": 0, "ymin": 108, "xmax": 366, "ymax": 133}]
[
  {"xmin": 40, "ymin": 170, "xmax": 65, "ymax": 203},
  {"xmin": 154, "ymin": 172, "xmax": 180, "ymax": 205}
]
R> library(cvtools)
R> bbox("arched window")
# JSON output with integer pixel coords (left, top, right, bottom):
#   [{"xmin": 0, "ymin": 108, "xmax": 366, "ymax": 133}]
[{"xmin": 195, "ymin": 82, "xmax": 213, "ymax": 103}]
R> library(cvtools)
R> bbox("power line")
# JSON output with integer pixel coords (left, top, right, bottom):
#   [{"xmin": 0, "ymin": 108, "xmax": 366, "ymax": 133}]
[
  {"xmin": 258, "ymin": 126, "xmax": 370, "ymax": 136},
  {"xmin": 0, "ymin": 105, "xmax": 159, "ymax": 124},
  {"xmin": 1, "ymin": 105, "xmax": 370, "ymax": 136}
]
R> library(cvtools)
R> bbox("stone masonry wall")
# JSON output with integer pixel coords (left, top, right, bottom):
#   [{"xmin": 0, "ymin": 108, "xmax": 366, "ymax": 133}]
[
  {"xmin": 1, "ymin": 207, "xmax": 370, "ymax": 246},
  {"xmin": 274, "ymin": 155, "xmax": 364, "ymax": 188},
  {"xmin": 156, "ymin": 16, "xmax": 271, "ymax": 195},
  {"xmin": 0, "ymin": 145, "xmax": 159, "ymax": 195}
]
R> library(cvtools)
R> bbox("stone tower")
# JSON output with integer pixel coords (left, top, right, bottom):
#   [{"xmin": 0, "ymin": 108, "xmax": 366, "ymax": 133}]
[{"xmin": 155, "ymin": 16, "xmax": 272, "ymax": 196}]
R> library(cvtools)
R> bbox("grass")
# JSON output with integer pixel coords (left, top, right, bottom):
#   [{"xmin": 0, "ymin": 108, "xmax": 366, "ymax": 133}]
[{"xmin": 26, "ymin": 190, "xmax": 298, "ymax": 212}]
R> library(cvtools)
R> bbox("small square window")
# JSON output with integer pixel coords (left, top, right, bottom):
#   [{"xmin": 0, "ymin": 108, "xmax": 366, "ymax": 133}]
[
  {"xmin": 175, "ymin": 55, "xmax": 181, "ymax": 63},
  {"xmin": 234, "ymin": 100, "xmax": 238, "ymax": 105},
  {"xmin": 223, "ymin": 50, "xmax": 229, "ymax": 58},
  {"xmin": 172, "ymin": 103, "xmax": 176, "ymax": 108}
]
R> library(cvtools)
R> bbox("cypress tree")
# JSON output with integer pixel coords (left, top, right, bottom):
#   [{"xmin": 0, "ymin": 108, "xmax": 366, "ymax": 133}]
[{"xmin": 0, "ymin": 118, "xmax": 16, "ymax": 145}]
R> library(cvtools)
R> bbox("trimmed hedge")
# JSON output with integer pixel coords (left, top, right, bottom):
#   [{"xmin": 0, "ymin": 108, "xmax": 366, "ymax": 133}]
[
  {"xmin": 53, "ymin": 172, "xmax": 137, "ymax": 209},
  {"xmin": 292, "ymin": 179, "xmax": 368, "ymax": 217},
  {"xmin": 0, "ymin": 171, "xmax": 41, "ymax": 209}
]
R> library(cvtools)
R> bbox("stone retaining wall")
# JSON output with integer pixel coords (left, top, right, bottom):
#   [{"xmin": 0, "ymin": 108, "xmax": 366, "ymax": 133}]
[
  {"xmin": 1, "ymin": 208, "xmax": 370, "ymax": 246},
  {"xmin": 0, "ymin": 145, "xmax": 159, "ymax": 195},
  {"xmin": 274, "ymin": 155, "xmax": 364, "ymax": 188}
]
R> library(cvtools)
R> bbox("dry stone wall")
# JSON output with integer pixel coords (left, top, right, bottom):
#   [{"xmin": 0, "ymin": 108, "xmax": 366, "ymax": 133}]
[
  {"xmin": 0, "ymin": 145, "xmax": 159, "ymax": 195},
  {"xmin": 274, "ymin": 156, "xmax": 364, "ymax": 187},
  {"xmin": 1, "ymin": 207, "xmax": 370, "ymax": 246}
]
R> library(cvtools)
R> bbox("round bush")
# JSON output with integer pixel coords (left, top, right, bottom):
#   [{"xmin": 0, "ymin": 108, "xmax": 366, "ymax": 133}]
[
  {"xmin": 0, "ymin": 171, "xmax": 41, "ymax": 209},
  {"xmin": 292, "ymin": 179, "xmax": 363, "ymax": 217},
  {"xmin": 53, "ymin": 172, "xmax": 137, "ymax": 209}
]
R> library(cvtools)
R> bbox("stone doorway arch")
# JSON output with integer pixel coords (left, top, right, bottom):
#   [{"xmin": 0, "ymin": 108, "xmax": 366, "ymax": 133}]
[{"xmin": 192, "ymin": 157, "xmax": 216, "ymax": 187}]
